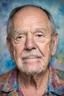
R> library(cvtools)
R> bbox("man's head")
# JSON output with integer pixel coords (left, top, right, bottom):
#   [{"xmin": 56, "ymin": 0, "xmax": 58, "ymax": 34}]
[{"xmin": 6, "ymin": 5, "xmax": 58, "ymax": 75}]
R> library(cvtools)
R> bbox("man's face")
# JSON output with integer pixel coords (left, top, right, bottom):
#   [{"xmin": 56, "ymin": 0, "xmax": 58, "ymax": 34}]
[{"xmin": 7, "ymin": 7, "xmax": 57, "ymax": 75}]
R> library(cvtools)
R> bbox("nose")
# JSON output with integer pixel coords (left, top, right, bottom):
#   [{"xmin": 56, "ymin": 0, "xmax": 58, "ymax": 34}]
[{"xmin": 25, "ymin": 33, "xmax": 35, "ymax": 50}]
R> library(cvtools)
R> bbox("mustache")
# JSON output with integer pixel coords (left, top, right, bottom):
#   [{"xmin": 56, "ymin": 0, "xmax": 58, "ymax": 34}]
[{"xmin": 22, "ymin": 51, "xmax": 42, "ymax": 59}]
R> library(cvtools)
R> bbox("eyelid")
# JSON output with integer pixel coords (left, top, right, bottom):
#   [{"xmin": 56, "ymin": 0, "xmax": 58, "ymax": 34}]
[
  {"xmin": 34, "ymin": 31, "xmax": 45, "ymax": 35},
  {"xmin": 12, "ymin": 33, "xmax": 26, "ymax": 42},
  {"xmin": 16, "ymin": 33, "xmax": 26, "ymax": 37},
  {"xmin": 17, "ymin": 35, "xmax": 23, "ymax": 39}
]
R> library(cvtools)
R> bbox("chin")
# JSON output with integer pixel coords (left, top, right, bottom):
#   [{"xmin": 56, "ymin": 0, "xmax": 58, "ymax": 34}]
[
  {"xmin": 19, "ymin": 66, "xmax": 47, "ymax": 75},
  {"xmin": 17, "ymin": 60, "xmax": 48, "ymax": 75}
]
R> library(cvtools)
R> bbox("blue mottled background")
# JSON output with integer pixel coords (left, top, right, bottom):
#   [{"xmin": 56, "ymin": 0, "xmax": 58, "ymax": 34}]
[{"xmin": 0, "ymin": 0, "xmax": 64, "ymax": 74}]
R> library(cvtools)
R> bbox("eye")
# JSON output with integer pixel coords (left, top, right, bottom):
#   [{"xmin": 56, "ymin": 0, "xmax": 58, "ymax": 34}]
[
  {"xmin": 16, "ymin": 35, "xmax": 23, "ymax": 40},
  {"xmin": 16, "ymin": 34, "xmax": 26, "ymax": 41},
  {"xmin": 34, "ymin": 32, "xmax": 45, "ymax": 43},
  {"xmin": 35, "ymin": 33, "xmax": 43, "ymax": 37},
  {"xmin": 37, "ymin": 34, "xmax": 43, "ymax": 37}
]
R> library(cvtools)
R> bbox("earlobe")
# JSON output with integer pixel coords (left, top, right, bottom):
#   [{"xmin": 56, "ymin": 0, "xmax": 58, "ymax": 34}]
[{"xmin": 51, "ymin": 32, "xmax": 58, "ymax": 56}]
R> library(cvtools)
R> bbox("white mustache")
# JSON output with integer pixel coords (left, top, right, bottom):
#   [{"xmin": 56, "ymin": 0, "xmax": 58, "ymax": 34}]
[{"xmin": 22, "ymin": 52, "xmax": 42, "ymax": 59}]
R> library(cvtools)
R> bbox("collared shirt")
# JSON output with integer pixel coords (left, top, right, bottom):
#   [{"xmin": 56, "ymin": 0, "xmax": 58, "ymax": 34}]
[{"xmin": 0, "ymin": 66, "xmax": 64, "ymax": 96}]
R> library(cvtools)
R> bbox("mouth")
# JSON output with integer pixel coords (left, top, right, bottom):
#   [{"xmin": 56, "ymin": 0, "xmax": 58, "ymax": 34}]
[{"xmin": 22, "ymin": 56, "xmax": 38, "ymax": 60}]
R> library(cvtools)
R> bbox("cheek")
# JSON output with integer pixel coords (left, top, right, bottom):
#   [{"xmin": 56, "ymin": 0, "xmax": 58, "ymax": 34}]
[
  {"xmin": 12, "ymin": 43, "xmax": 25, "ymax": 59},
  {"xmin": 36, "ymin": 40, "xmax": 51, "ymax": 56},
  {"xmin": 44, "ymin": 42, "xmax": 51, "ymax": 55}
]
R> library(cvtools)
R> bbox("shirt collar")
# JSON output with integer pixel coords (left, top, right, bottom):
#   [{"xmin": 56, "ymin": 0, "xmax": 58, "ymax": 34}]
[
  {"xmin": 48, "ymin": 66, "xmax": 64, "ymax": 95},
  {"xmin": 1, "ymin": 68, "xmax": 19, "ymax": 92},
  {"xmin": 1, "ymin": 66, "xmax": 64, "ymax": 95}
]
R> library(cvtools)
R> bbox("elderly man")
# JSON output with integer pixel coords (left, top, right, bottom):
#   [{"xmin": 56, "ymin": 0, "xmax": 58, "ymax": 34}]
[{"xmin": 0, "ymin": 5, "xmax": 64, "ymax": 96}]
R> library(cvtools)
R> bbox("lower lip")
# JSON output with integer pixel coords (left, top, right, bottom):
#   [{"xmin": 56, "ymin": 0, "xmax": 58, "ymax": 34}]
[
  {"xmin": 22, "ymin": 58, "xmax": 40, "ymax": 63},
  {"xmin": 23, "ymin": 58, "xmax": 38, "ymax": 60},
  {"xmin": 22, "ymin": 56, "xmax": 38, "ymax": 59}
]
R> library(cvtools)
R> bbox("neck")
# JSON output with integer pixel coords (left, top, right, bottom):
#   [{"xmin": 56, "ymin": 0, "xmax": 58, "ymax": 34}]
[{"xmin": 18, "ymin": 68, "xmax": 49, "ymax": 89}]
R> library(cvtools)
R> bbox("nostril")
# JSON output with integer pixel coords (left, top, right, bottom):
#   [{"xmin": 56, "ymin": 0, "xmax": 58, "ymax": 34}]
[
  {"xmin": 25, "ymin": 43, "xmax": 36, "ymax": 51},
  {"xmin": 25, "ymin": 40, "xmax": 36, "ymax": 50},
  {"xmin": 25, "ymin": 46, "xmax": 36, "ymax": 51}
]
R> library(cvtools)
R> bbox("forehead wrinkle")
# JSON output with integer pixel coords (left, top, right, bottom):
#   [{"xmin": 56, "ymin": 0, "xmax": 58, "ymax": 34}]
[
  {"xmin": 12, "ymin": 25, "xmax": 48, "ymax": 37},
  {"xmin": 12, "ymin": 7, "xmax": 52, "ymax": 35},
  {"xmin": 12, "ymin": 15, "xmax": 51, "ymax": 36},
  {"xmin": 13, "ymin": 27, "xmax": 47, "ymax": 34},
  {"xmin": 12, "ymin": 25, "xmax": 31, "ymax": 36},
  {"xmin": 11, "ymin": 28, "xmax": 26, "ymax": 38},
  {"xmin": 31, "ymin": 27, "xmax": 47, "ymax": 33}
]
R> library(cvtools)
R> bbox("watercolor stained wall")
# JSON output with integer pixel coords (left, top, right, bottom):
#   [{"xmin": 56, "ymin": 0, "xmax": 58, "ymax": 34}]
[{"xmin": 0, "ymin": 0, "xmax": 64, "ymax": 74}]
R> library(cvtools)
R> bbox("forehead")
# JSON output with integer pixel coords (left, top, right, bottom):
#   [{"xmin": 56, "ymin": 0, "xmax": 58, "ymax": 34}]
[{"xmin": 12, "ymin": 6, "xmax": 51, "ymax": 32}]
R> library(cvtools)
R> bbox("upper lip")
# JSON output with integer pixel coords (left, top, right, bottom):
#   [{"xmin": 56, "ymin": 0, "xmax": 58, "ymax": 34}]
[{"xmin": 22, "ymin": 56, "xmax": 38, "ymax": 59}]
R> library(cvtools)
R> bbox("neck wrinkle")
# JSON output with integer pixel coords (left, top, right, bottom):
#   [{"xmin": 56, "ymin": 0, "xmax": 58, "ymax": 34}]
[{"xmin": 18, "ymin": 68, "xmax": 49, "ymax": 89}]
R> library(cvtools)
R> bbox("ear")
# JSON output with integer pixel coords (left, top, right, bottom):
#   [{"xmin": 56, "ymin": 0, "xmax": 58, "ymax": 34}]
[
  {"xmin": 6, "ymin": 37, "xmax": 13, "ymax": 58},
  {"xmin": 51, "ymin": 32, "xmax": 58, "ymax": 56}
]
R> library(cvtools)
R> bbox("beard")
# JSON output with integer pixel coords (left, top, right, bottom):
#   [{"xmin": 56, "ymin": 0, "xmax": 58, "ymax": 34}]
[
  {"xmin": 14, "ymin": 50, "xmax": 50, "ymax": 75},
  {"xmin": 17, "ymin": 59, "xmax": 49, "ymax": 75}
]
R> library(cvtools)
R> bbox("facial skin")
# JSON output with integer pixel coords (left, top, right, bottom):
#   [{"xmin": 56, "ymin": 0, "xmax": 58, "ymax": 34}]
[{"xmin": 7, "ymin": 6, "xmax": 58, "ymax": 75}]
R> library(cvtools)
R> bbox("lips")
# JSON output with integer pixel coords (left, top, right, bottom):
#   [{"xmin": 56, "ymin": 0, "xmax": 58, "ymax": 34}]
[{"xmin": 22, "ymin": 56, "xmax": 37, "ymax": 60}]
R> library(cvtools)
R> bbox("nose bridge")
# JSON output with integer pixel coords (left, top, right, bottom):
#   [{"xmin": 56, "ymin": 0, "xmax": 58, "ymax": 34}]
[{"xmin": 25, "ymin": 31, "xmax": 35, "ymax": 50}]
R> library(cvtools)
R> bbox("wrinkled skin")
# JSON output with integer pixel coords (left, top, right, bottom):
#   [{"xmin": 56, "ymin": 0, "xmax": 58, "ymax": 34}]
[{"xmin": 7, "ymin": 6, "xmax": 58, "ymax": 75}]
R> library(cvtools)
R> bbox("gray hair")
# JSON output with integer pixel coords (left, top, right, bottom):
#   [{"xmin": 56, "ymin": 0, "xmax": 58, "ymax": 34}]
[{"xmin": 7, "ymin": 5, "xmax": 56, "ymax": 40}]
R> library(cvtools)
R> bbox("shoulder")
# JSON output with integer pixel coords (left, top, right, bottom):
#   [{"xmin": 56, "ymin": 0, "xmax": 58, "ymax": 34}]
[
  {"xmin": 0, "ymin": 69, "xmax": 14, "ymax": 90},
  {"xmin": 49, "ymin": 66, "xmax": 64, "ymax": 88},
  {"xmin": 55, "ymin": 68, "xmax": 64, "ymax": 87},
  {"xmin": 50, "ymin": 66, "xmax": 64, "ymax": 81},
  {"xmin": 56, "ymin": 68, "xmax": 64, "ymax": 80},
  {"xmin": 49, "ymin": 66, "xmax": 64, "ymax": 95}
]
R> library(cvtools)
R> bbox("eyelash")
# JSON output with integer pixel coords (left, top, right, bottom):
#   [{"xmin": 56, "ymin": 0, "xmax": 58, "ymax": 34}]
[
  {"xmin": 36, "ymin": 34, "xmax": 43, "ymax": 36},
  {"xmin": 35, "ymin": 33, "xmax": 44, "ymax": 37},
  {"xmin": 16, "ymin": 34, "xmax": 26, "ymax": 40},
  {"xmin": 14, "ymin": 32, "xmax": 45, "ymax": 41},
  {"xmin": 17, "ymin": 36, "xmax": 22, "ymax": 39}
]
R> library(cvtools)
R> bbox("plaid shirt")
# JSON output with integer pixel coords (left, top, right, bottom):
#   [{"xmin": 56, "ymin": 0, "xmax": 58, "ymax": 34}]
[{"xmin": 0, "ymin": 66, "xmax": 64, "ymax": 96}]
